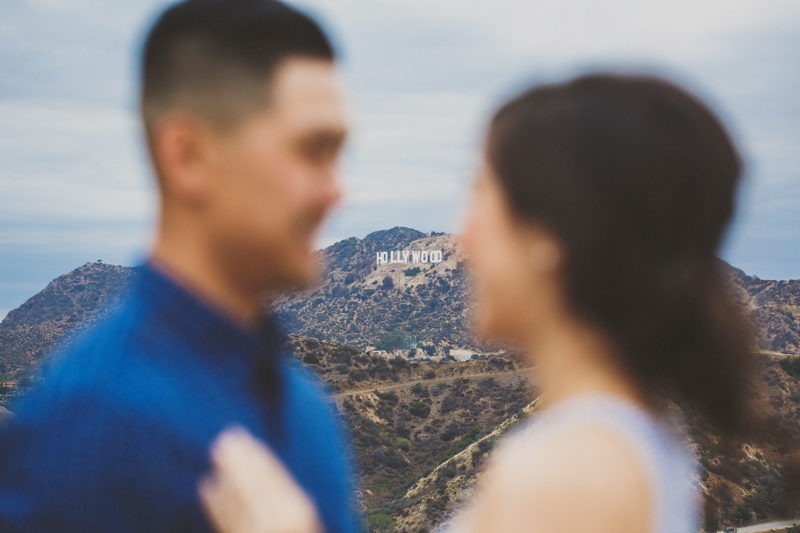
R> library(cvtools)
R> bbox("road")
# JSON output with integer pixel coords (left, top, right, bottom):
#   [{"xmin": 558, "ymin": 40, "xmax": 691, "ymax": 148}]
[{"xmin": 334, "ymin": 368, "xmax": 527, "ymax": 398}]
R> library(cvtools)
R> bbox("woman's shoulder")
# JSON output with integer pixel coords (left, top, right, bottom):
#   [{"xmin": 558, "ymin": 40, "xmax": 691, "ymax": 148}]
[
  {"xmin": 466, "ymin": 418, "xmax": 651, "ymax": 533},
  {"xmin": 494, "ymin": 393, "xmax": 699, "ymax": 494},
  {"xmin": 448, "ymin": 393, "xmax": 698, "ymax": 533},
  {"xmin": 499, "ymin": 393, "xmax": 696, "ymax": 461}
]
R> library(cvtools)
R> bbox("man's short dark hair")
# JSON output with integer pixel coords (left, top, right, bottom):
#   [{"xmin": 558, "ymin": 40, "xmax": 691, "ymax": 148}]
[{"xmin": 140, "ymin": 0, "xmax": 335, "ymax": 131}]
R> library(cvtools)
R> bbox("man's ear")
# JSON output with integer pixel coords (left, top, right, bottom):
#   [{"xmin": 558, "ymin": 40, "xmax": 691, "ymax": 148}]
[{"xmin": 151, "ymin": 111, "xmax": 216, "ymax": 205}]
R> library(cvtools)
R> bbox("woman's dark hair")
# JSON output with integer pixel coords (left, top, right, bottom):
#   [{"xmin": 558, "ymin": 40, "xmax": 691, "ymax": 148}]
[{"xmin": 487, "ymin": 73, "xmax": 754, "ymax": 436}]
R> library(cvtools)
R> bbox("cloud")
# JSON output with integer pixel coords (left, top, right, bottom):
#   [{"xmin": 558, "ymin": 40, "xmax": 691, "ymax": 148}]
[
  {"xmin": 0, "ymin": 99, "xmax": 155, "ymax": 248},
  {"xmin": 304, "ymin": 0, "xmax": 800, "ymax": 279},
  {"xmin": 0, "ymin": 0, "xmax": 799, "ymax": 315}
]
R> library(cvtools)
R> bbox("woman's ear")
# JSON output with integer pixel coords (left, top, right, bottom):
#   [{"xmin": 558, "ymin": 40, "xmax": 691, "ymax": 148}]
[
  {"xmin": 524, "ymin": 226, "xmax": 562, "ymax": 274},
  {"xmin": 528, "ymin": 240, "xmax": 561, "ymax": 272}
]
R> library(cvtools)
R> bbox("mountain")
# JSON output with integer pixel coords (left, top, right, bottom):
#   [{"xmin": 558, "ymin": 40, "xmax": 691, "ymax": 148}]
[
  {"xmin": 0, "ymin": 261, "xmax": 138, "ymax": 381},
  {"xmin": 723, "ymin": 263, "xmax": 800, "ymax": 353},
  {"xmin": 1, "ymin": 227, "xmax": 798, "ymax": 383},
  {"xmin": 273, "ymin": 227, "xmax": 479, "ymax": 354}
]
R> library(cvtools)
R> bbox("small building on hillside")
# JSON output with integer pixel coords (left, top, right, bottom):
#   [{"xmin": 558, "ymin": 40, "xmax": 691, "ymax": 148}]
[{"xmin": 448, "ymin": 348, "xmax": 477, "ymax": 362}]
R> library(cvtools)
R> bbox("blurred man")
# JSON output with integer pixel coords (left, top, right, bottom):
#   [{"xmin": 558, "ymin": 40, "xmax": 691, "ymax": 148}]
[{"xmin": 0, "ymin": 1, "xmax": 357, "ymax": 531}]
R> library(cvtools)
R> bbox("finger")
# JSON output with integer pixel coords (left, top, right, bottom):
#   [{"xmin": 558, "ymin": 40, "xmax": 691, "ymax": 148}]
[
  {"xmin": 207, "ymin": 426, "xmax": 324, "ymax": 532},
  {"xmin": 212, "ymin": 427, "xmax": 288, "ymax": 500},
  {"xmin": 198, "ymin": 474, "xmax": 237, "ymax": 533},
  {"xmin": 209, "ymin": 424, "xmax": 251, "ymax": 467}
]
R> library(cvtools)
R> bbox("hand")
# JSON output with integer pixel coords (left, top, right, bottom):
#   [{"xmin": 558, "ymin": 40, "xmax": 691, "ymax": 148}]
[{"xmin": 198, "ymin": 426, "xmax": 324, "ymax": 533}]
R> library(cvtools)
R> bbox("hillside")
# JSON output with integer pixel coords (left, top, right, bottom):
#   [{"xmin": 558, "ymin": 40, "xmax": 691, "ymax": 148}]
[
  {"xmin": 0, "ymin": 261, "xmax": 137, "ymax": 381},
  {"xmin": 725, "ymin": 264, "xmax": 800, "ymax": 353},
  {"xmin": 291, "ymin": 338, "xmax": 800, "ymax": 532},
  {"xmin": 273, "ymin": 228, "xmax": 480, "ymax": 354},
  {"xmin": 2, "ymin": 227, "xmax": 798, "ymax": 383},
  {"xmin": 289, "ymin": 337, "xmax": 531, "ymax": 525}
]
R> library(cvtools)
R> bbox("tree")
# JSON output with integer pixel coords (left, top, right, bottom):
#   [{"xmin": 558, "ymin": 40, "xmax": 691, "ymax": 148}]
[{"xmin": 375, "ymin": 329, "xmax": 409, "ymax": 351}]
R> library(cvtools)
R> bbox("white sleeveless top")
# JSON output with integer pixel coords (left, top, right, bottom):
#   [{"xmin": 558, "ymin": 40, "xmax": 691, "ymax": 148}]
[{"xmin": 439, "ymin": 393, "xmax": 701, "ymax": 533}]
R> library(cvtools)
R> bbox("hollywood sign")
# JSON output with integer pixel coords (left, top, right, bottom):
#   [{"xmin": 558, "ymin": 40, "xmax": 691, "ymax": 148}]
[{"xmin": 376, "ymin": 249, "xmax": 443, "ymax": 266}]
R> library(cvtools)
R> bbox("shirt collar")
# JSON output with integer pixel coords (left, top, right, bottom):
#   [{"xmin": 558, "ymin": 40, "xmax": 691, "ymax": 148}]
[{"xmin": 133, "ymin": 259, "xmax": 288, "ymax": 364}]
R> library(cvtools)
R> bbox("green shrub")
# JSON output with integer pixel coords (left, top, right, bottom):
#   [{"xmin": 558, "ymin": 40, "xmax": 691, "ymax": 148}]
[
  {"xmin": 408, "ymin": 401, "xmax": 431, "ymax": 418},
  {"xmin": 378, "ymin": 391, "xmax": 399, "ymax": 406},
  {"xmin": 440, "ymin": 427, "xmax": 458, "ymax": 442},
  {"xmin": 330, "ymin": 346, "xmax": 354, "ymax": 363},
  {"xmin": 411, "ymin": 382, "xmax": 426, "ymax": 395},
  {"xmin": 488, "ymin": 357, "xmax": 507, "ymax": 369},
  {"xmin": 302, "ymin": 353, "xmax": 320, "ymax": 365},
  {"xmin": 440, "ymin": 393, "xmax": 459, "ymax": 413},
  {"xmin": 373, "ymin": 447, "xmax": 405, "ymax": 469},
  {"xmin": 375, "ymin": 328, "xmax": 414, "ymax": 350},
  {"xmin": 439, "ymin": 462, "xmax": 457, "ymax": 481},
  {"xmin": 780, "ymin": 356, "xmax": 800, "ymax": 379},
  {"xmin": 390, "ymin": 355, "xmax": 408, "ymax": 367},
  {"xmin": 449, "ymin": 428, "xmax": 481, "ymax": 454},
  {"xmin": 349, "ymin": 368, "xmax": 367, "ymax": 381},
  {"xmin": 365, "ymin": 513, "xmax": 396, "ymax": 532},
  {"xmin": 459, "ymin": 428, "xmax": 481, "ymax": 446}
]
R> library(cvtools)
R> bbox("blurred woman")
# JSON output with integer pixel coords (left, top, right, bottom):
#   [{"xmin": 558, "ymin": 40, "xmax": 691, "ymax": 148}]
[{"xmin": 199, "ymin": 73, "xmax": 754, "ymax": 533}]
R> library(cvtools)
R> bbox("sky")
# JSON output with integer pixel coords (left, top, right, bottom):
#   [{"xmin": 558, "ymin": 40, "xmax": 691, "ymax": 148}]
[{"xmin": 1, "ymin": 0, "xmax": 799, "ymax": 319}]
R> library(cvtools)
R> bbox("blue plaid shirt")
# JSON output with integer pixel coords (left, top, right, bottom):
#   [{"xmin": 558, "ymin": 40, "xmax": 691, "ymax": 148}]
[{"xmin": 0, "ymin": 261, "xmax": 359, "ymax": 533}]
